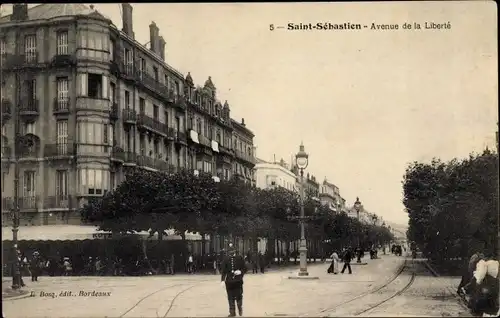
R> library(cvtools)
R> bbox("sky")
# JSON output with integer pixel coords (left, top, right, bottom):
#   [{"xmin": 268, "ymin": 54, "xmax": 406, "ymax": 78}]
[{"xmin": 2, "ymin": 2, "xmax": 496, "ymax": 227}]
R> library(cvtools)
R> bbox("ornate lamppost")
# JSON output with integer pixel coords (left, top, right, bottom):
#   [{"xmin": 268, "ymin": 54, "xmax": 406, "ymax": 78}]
[
  {"xmin": 288, "ymin": 143, "xmax": 318, "ymax": 279},
  {"xmin": 353, "ymin": 197, "xmax": 364, "ymax": 264}
]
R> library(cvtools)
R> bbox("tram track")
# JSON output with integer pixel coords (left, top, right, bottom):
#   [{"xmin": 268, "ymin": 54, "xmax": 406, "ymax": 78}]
[
  {"xmin": 118, "ymin": 277, "xmax": 213, "ymax": 318},
  {"xmin": 316, "ymin": 258, "xmax": 409, "ymax": 316}
]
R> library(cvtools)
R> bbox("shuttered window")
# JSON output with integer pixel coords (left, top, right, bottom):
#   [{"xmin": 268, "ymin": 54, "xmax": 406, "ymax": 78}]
[
  {"xmin": 23, "ymin": 171, "xmax": 36, "ymax": 196},
  {"xmin": 24, "ymin": 34, "xmax": 37, "ymax": 62},
  {"xmin": 56, "ymin": 31, "xmax": 68, "ymax": 55},
  {"xmin": 56, "ymin": 170, "xmax": 68, "ymax": 196}
]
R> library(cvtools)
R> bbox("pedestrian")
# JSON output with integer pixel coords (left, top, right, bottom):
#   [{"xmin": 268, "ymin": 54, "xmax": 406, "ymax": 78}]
[
  {"xmin": 29, "ymin": 251, "xmax": 42, "ymax": 282},
  {"xmin": 458, "ymin": 252, "xmax": 484, "ymax": 295},
  {"xmin": 221, "ymin": 243, "xmax": 246, "ymax": 317},
  {"xmin": 329, "ymin": 250, "xmax": 340, "ymax": 274},
  {"xmin": 341, "ymin": 248, "xmax": 353, "ymax": 274},
  {"xmin": 187, "ymin": 254, "xmax": 194, "ymax": 273},
  {"xmin": 63, "ymin": 257, "xmax": 72, "ymax": 276},
  {"xmin": 251, "ymin": 252, "xmax": 259, "ymax": 274},
  {"xmin": 258, "ymin": 251, "xmax": 265, "ymax": 273}
]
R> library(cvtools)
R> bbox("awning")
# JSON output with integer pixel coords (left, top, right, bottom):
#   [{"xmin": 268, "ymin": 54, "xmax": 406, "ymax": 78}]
[
  {"xmin": 189, "ymin": 130, "xmax": 199, "ymax": 143},
  {"xmin": 1, "ymin": 225, "xmax": 202, "ymax": 241},
  {"xmin": 211, "ymin": 140, "xmax": 219, "ymax": 152}
]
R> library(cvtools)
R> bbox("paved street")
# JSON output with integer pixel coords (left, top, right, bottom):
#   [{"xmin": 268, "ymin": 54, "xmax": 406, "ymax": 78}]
[{"xmin": 2, "ymin": 255, "xmax": 467, "ymax": 317}]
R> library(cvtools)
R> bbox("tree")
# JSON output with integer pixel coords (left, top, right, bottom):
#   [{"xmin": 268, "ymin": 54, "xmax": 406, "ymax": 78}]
[{"xmin": 403, "ymin": 150, "xmax": 499, "ymax": 262}]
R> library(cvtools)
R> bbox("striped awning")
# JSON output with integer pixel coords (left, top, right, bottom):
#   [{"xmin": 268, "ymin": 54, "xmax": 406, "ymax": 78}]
[{"xmin": 1, "ymin": 225, "xmax": 202, "ymax": 241}]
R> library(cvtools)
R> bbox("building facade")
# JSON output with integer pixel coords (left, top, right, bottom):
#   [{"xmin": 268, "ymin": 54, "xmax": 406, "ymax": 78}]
[
  {"xmin": 254, "ymin": 158, "xmax": 297, "ymax": 191},
  {"xmin": 1, "ymin": 3, "xmax": 256, "ymax": 227},
  {"xmin": 319, "ymin": 179, "xmax": 338, "ymax": 212}
]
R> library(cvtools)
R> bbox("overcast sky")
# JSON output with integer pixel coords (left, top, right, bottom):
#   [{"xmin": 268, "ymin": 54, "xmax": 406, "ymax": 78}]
[{"xmin": 3, "ymin": 2, "xmax": 496, "ymax": 226}]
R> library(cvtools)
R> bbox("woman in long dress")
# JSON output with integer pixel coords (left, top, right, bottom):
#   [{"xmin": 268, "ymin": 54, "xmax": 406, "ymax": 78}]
[{"xmin": 330, "ymin": 251, "xmax": 340, "ymax": 274}]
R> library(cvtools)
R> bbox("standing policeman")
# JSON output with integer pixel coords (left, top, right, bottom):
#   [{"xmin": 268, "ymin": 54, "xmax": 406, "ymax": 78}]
[{"xmin": 221, "ymin": 243, "xmax": 246, "ymax": 317}]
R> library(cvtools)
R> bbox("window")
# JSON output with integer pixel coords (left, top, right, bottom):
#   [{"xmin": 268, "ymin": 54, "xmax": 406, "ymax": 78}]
[
  {"xmin": 164, "ymin": 111, "xmax": 169, "ymax": 127},
  {"xmin": 24, "ymin": 34, "xmax": 37, "ymax": 62},
  {"xmin": 78, "ymin": 121, "xmax": 108, "ymax": 153},
  {"xmin": 110, "ymin": 83, "xmax": 116, "ymax": 104},
  {"xmin": 110, "ymin": 124, "xmax": 115, "ymax": 145},
  {"xmin": 164, "ymin": 74, "xmax": 169, "ymax": 87},
  {"xmin": 139, "ymin": 98, "xmax": 145, "ymax": 114},
  {"xmin": 188, "ymin": 115, "xmax": 194, "ymax": 130},
  {"xmin": 0, "ymin": 39, "xmax": 6, "ymax": 55},
  {"xmin": 79, "ymin": 168, "xmax": 109, "ymax": 196},
  {"xmin": 56, "ymin": 31, "xmax": 68, "ymax": 55},
  {"xmin": 153, "ymin": 67, "xmax": 159, "ymax": 81},
  {"xmin": 153, "ymin": 105, "xmax": 159, "ymax": 120},
  {"xmin": 196, "ymin": 118, "xmax": 202, "ymax": 134},
  {"xmin": 216, "ymin": 130, "xmax": 221, "ymax": 143},
  {"xmin": 153, "ymin": 141, "xmax": 159, "ymax": 157},
  {"xmin": 125, "ymin": 90, "xmax": 130, "ymax": 109},
  {"xmin": 110, "ymin": 171, "xmax": 116, "ymax": 189},
  {"xmin": 23, "ymin": 122, "xmax": 36, "ymax": 135},
  {"xmin": 24, "ymin": 79, "xmax": 36, "ymax": 100},
  {"xmin": 140, "ymin": 58, "xmax": 146, "ymax": 75},
  {"xmin": 175, "ymin": 81, "xmax": 180, "ymax": 96},
  {"xmin": 110, "ymin": 39, "xmax": 115, "ymax": 61},
  {"xmin": 125, "ymin": 48, "xmax": 133, "ymax": 65},
  {"xmin": 56, "ymin": 170, "xmax": 68, "ymax": 196},
  {"xmin": 175, "ymin": 117, "xmax": 180, "ymax": 132},
  {"xmin": 56, "ymin": 120, "xmax": 68, "ymax": 145},
  {"xmin": 103, "ymin": 124, "xmax": 108, "ymax": 144},
  {"xmin": 204, "ymin": 161, "xmax": 212, "ymax": 173},
  {"xmin": 23, "ymin": 171, "xmax": 36, "ymax": 197},
  {"xmin": 56, "ymin": 77, "xmax": 69, "ymax": 111},
  {"xmin": 125, "ymin": 130, "xmax": 131, "ymax": 151},
  {"xmin": 88, "ymin": 73, "xmax": 102, "ymax": 98},
  {"xmin": 139, "ymin": 135, "xmax": 146, "ymax": 155}
]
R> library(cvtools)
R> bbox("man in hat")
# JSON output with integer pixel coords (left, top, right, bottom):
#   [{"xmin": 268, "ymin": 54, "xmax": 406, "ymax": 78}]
[
  {"xmin": 30, "ymin": 251, "xmax": 42, "ymax": 282},
  {"xmin": 221, "ymin": 243, "xmax": 247, "ymax": 317}
]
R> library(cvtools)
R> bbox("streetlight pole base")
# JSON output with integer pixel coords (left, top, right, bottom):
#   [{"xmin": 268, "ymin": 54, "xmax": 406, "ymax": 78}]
[{"xmin": 288, "ymin": 274, "xmax": 319, "ymax": 280}]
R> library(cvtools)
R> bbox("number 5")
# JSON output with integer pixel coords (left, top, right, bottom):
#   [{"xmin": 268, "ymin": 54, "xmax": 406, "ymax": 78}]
[{"xmin": 269, "ymin": 24, "xmax": 274, "ymax": 31}]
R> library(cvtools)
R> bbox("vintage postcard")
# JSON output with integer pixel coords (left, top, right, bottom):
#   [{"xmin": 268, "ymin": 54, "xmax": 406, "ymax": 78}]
[{"xmin": 1, "ymin": 1, "xmax": 497, "ymax": 317}]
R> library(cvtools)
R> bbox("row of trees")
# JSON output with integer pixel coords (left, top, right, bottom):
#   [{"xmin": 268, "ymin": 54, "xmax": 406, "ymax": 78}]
[
  {"xmin": 403, "ymin": 150, "xmax": 498, "ymax": 262},
  {"xmin": 81, "ymin": 169, "xmax": 394, "ymax": 255}
]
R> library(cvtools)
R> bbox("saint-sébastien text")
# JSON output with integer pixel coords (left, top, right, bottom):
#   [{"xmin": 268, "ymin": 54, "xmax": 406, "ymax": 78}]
[{"xmin": 288, "ymin": 22, "xmax": 362, "ymax": 31}]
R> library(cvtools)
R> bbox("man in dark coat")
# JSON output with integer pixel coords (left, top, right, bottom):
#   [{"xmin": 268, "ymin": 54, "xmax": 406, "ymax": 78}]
[
  {"xmin": 341, "ymin": 248, "xmax": 353, "ymax": 274},
  {"xmin": 221, "ymin": 243, "xmax": 247, "ymax": 317}
]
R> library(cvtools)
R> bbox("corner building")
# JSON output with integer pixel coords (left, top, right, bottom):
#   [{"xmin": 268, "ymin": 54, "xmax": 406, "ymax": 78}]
[{"xmin": 1, "ymin": 4, "xmax": 256, "ymax": 228}]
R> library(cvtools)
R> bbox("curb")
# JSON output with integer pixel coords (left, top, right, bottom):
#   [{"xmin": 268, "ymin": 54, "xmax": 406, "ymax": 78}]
[
  {"xmin": 423, "ymin": 260, "xmax": 469, "ymax": 310},
  {"xmin": 2, "ymin": 290, "xmax": 32, "ymax": 301}
]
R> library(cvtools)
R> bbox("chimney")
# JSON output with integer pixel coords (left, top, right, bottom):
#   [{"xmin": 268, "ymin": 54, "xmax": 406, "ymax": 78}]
[
  {"xmin": 158, "ymin": 36, "xmax": 166, "ymax": 60},
  {"xmin": 149, "ymin": 22, "xmax": 159, "ymax": 54},
  {"xmin": 11, "ymin": 4, "xmax": 28, "ymax": 21},
  {"xmin": 121, "ymin": 3, "xmax": 134, "ymax": 38},
  {"xmin": 241, "ymin": 118, "xmax": 245, "ymax": 126}
]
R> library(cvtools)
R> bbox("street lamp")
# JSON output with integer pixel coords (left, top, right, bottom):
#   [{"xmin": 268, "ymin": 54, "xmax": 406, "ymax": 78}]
[
  {"xmin": 353, "ymin": 197, "xmax": 363, "ymax": 263},
  {"xmin": 295, "ymin": 142, "xmax": 310, "ymax": 277}
]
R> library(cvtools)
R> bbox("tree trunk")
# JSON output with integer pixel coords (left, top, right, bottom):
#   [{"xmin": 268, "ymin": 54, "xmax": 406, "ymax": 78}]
[
  {"xmin": 201, "ymin": 232, "xmax": 206, "ymax": 256},
  {"xmin": 158, "ymin": 231, "xmax": 163, "ymax": 241}
]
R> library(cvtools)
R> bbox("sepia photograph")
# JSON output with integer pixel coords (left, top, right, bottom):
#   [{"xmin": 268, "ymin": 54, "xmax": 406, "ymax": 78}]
[{"xmin": 0, "ymin": 1, "xmax": 498, "ymax": 317}]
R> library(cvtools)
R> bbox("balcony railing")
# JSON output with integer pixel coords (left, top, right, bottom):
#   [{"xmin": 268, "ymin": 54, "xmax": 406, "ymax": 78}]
[
  {"xmin": 137, "ymin": 155, "xmax": 172, "ymax": 171},
  {"xmin": 51, "ymin": 54, "xmax": 76, "ymax": 67},
  {"xmin": 167, "ymin": 127, "xmax": 176, "ymax": 139},
  {"xmin": 110, "ymin": 103, "xmax": 119, "ymax": 119},
  {"xmin": 44, "ymin": 195, "xmax": 73, "ymax": 209},
  {"xmin": 123, "ymin": 151, "xmax": 137, "ymax": 164},
  {"xmin": 199, "ymin": 135, "xmax": 211, "ymax": 147},
  {"xmin": 176, "ymin": 131, "xmax": 187, "ymax": 143},
  {"xmin": 137, "ymin": 113, "xmax": 168, "ymax": 135},
  {"xmin": 44, "ymin": 143, "xmax": 75, "ymax": 157},
  {"xmin": 1, "ymin": 146, "xmax": 12, "ymax": 159},
  {"xmin": 2, "ymin": 98, "xmax": 12, "ymax": 119},
  {"xmin": 2, "ymin": 197, "xmax": 14, "ymax": 211},
  {"xmin": 119, "ymin": 62, "xmax": 135, "ymax": 79},
  {"xmin": 235, "ymin": 149, "xmax": 256, "ymax": 165},
  {"xmin": 111, "ymin": 147, "xmax": 126, "ymax": 162},
  {"xmin": 53, "ymin": 98, "xmax": 70, "ymax": 114},
  {"xmin": 19, "ymin": 195, "xmax": 38, "ymax": 210},
  {"xmin": 2, "ymin": 52, "xmax": 41, "ymax": 69},
  {"xmin": 19, "ymin": 98, "xmax": 39, "ymax": 115},
  {"xmin": 219, "ymin": 145, "xmax": 233, "ymax": 155},
  {"xmin": 123, "ymin": 109, "xmax": 137, "ymax": 124}
]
